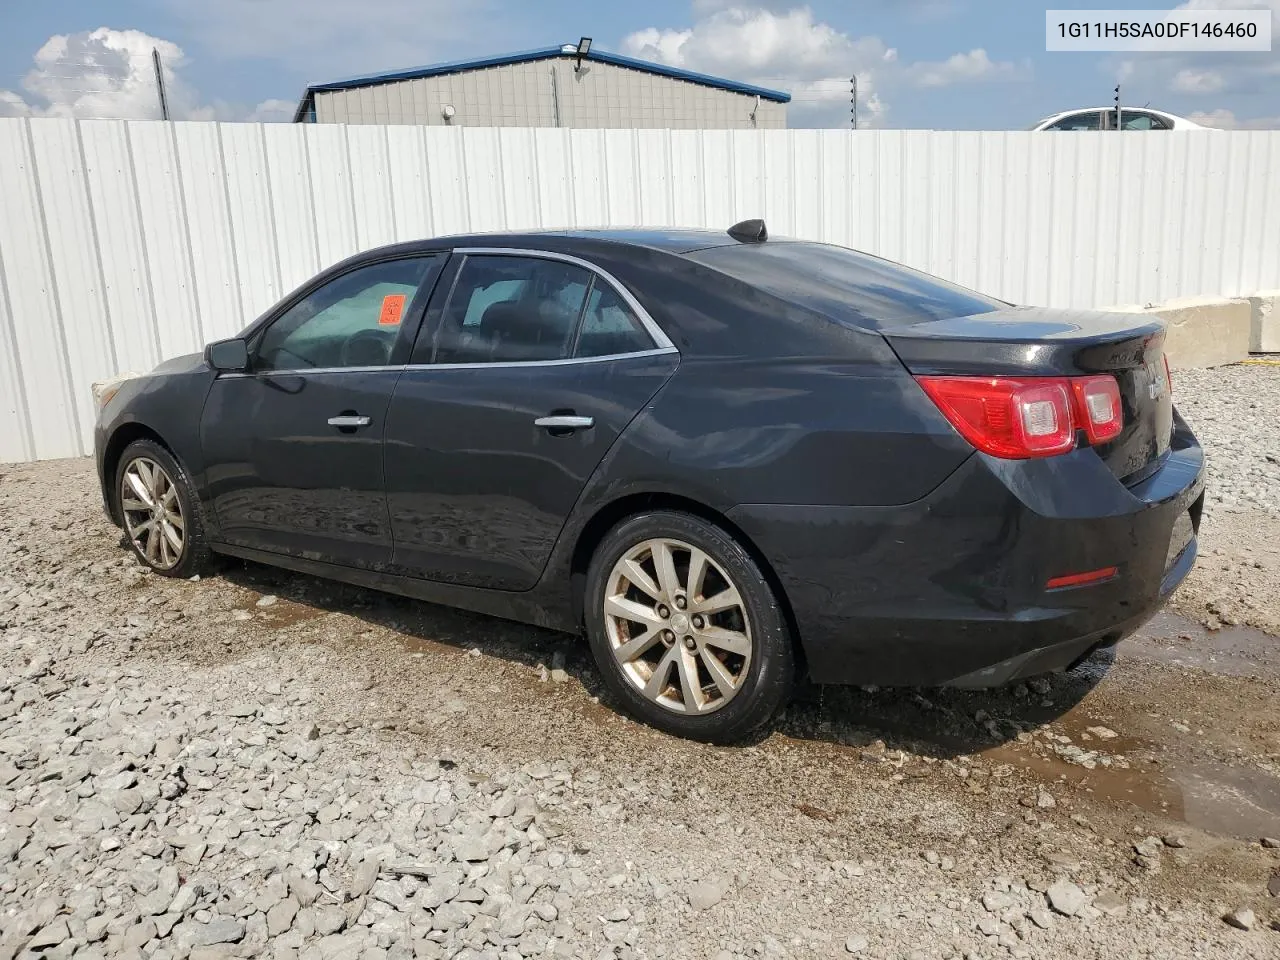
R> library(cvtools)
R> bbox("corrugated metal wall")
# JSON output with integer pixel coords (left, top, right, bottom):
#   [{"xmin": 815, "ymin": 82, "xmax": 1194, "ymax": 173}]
[{"xmin": 2, "ymin": 117, "xmax": 1279, "ymax": 463}]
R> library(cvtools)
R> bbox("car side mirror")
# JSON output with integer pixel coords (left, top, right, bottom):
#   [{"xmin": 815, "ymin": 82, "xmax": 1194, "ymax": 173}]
[{"xmin": 206, "ymin": 338, "xmax": 249, "ymax": 373}]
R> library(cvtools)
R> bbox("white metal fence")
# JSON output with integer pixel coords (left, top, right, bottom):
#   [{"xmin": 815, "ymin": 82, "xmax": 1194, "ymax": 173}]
[{"xmin": 2, "ymin": 117, "xmax": 1279, "ymax": 463}]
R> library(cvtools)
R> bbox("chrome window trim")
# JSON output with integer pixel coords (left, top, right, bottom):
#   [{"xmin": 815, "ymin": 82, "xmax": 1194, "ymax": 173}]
[
  {"xmin": 216, "ymin": 365, "xmax": 406, "ymax": 379},
  {"xmin": 451, "ymin": 246, "xmax": 676, "ymax": 352},
  {"xmin": 213, "ymin": 348, "xmax": 678, "ymax": 379},
  {"xmin": 413, "ymin": 346, "xmax": 678, "ymax": 371}
]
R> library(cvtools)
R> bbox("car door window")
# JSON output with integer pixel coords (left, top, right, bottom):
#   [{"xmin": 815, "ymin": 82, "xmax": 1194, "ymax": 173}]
[
  {"xmin": 574, "ymin": 282, "xmax": 655, "ymax": 358},
  {"xmin": 1045, "ymin": 111, "xmax": 1102, "ymax": 131},
  {"xmin": 255, "ymin": 258, "xmax": 436, "ymax": 371},
  {"xmin": 1120, "ymin": 110, "xmax": 1170, "ymax": 130},
  {"xmin": 431, "ymin": 256, "xmax": 592, "ymax": 363}
]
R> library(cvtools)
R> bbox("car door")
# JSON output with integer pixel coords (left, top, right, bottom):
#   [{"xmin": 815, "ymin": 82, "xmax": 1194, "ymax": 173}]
[
  {"xmin": 383, "ymin": 249, "xmax": 679, "ymax": 590},
  {"xmin": 201, "ymin": 254, "xmax": 444, "ymax": 568}
]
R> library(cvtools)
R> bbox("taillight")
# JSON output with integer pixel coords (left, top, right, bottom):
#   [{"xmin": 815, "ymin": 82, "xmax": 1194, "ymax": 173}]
[
  {"xmin": 915, "ymin": 377, "xmax": 1075, "ymax": 459},
  {"xmin": 916, "ymin": 373, "xmax": 1125, "ymax": 460},
  {"xmin": 1163, "ymin": 355, "xmax": 1172, "ymax": 395},
  {"xmin": 1071, "ymin": 375, "xmax": 1123, "ymax": 445}
]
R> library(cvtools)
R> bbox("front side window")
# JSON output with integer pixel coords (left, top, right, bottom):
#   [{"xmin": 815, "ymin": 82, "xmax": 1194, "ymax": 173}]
[
  {"xmin": 1045, "ymin": 111, "xmax": 1102, "ymax": 131},
  {"xmin": 432, "ymin": 256, "xmax": 592, "ymax": 364},
  {"xmin": 256, "ymin": 257, "xmax": 436, "ymax": 371}
]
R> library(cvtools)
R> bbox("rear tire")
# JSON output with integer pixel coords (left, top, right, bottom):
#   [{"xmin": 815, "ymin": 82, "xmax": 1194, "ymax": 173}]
[
  {"xmin": 584, "ymin": 510, "xmax": 795, "ymax": 744},
  {"xmin": 114, "ymin": 439, "xmax": 213, "ymax": 579}
]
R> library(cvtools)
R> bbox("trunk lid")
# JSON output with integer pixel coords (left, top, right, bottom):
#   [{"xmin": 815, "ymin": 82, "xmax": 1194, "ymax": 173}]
[{"xmin": 884, "ymin": 306, "xmax": 1173, "ymax": 483}]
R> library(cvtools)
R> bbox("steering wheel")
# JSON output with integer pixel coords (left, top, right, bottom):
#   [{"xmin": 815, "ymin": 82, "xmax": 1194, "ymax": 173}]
[{"xmin": 341, "ymin": 328, "xmax": 396, "ymax": 368}]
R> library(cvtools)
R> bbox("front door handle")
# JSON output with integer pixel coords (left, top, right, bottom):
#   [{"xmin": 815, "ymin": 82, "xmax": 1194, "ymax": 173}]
[
  {"xmin": 534, "ymin": 415, "xmax": 594, "ymax": 431},
  {"xmin": 327, "ymin": 415, "xmax": 371, "ymax": 429}
]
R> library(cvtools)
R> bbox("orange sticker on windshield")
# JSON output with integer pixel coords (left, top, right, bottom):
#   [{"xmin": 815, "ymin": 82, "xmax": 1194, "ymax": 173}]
[{"xmin": 378, "ymin": 294, "xmax": 407, "ymax": 326}]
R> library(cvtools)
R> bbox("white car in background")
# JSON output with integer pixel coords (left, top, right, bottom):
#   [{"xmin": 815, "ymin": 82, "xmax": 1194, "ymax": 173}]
[{"xmin": 1030, "ymin": 107, "xmax": 1208, "ymax": 131}]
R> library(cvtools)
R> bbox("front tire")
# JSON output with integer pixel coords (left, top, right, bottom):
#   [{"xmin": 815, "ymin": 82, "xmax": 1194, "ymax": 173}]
[
  {"xmin": 584, "ymin": 510, "xmax": 795, "ymax": 744},
  {"xmin": 114, "ymin": 439, "xmax": 212, "ymax": 579}
]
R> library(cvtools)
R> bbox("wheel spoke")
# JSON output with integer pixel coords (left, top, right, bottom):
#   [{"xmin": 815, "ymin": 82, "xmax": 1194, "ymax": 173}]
[
  {"xmin": 697, "ymin": 625, "xmax": 751, "ymax": 656},
  {"xmin": 685, "ymin": 547, "xmax": 710, "ymax": 599},
  {"xmin": 139, "ymin": 460, "xmax": 157, "ymax": 496},
  {"xmin": 619, "ymin": 557, "xmax": 662, "ymax": 601},
  {"xmin": 652, "ymin": 540, "xmax": 681, "ymax": 600},
  {"xmin": 121, "ymin": 496, "xmax": 150, "ymax": 514},
  {"xmin": 612, "ymin": 624, "xmax": 663, "ymax": 664},
  {"xmin": 605, "ymin": 594, "xmax": 663, "ymax": 628},
  {"xmin": 643, "ymin": 646, "xmax": 679, "ymax": 701},
  {"xmin": 161, "ymin": 520, "xmax": 183, "ymax": 555},
  {"xmin": 145, "ymin": 525, "xmax": 161, "ymax": 563},
  {"xmin": 126, "ymin": 471, "xmax": 154, "ymax": 507},
  {"xmin": 675, "ymin": 646, "xmax": 705, "ymax": 713},
  {"xmin": 698, "ymin": 643, "xmax": 739, "ymax": 699},
  {"xmin": 131, "ymin": 518, "xmax": 157, "ymax": 539},
  {"xmin": 164, "ymin": 509, "xmax": 184, "ymax": 531},
  {"xmin": 692, "ymin": 584, "xmax": 743, "ymax": 616},
  {"xmin": 162, "ymin": 485, "xmax": 178, "ymax": 507}
]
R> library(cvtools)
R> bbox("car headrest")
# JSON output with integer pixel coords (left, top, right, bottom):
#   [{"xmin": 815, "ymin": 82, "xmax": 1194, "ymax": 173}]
[{"xmin": 480, "ymin": 301, "xmax": 541, "ymax": 343}]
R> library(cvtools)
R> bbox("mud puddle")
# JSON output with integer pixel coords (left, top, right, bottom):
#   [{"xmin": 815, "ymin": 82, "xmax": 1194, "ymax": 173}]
[
  {"xmin": 986, "ymin": 689, "xmax": 1280, "ymax": 840},
  {"xmin": 1121, "ymin": 611, "xmax": 1278, "ymax": 676}
]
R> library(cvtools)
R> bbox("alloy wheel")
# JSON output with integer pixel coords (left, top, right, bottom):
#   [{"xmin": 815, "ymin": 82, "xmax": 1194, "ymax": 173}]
[
  {"xmin": 603, "ymin": 537, "xmax": 753, "ymax": 714},
  {"xmin": 120, "ymin": 457, "xmax": 185, "ymax": 571}
]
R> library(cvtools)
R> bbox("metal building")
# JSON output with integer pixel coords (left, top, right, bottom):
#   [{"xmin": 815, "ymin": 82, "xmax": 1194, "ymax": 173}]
[{"xmin": 291, "ymin": 41, "xmax": 790, "ymax": 129}]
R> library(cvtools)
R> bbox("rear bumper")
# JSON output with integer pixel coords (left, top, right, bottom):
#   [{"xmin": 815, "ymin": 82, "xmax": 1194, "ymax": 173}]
[{"xmin": 727, "ymin": 417, "xmax": 1206, "ymax": 688}]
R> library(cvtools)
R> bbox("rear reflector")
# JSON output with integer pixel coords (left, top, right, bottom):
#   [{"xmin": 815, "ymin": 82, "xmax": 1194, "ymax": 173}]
[
  {"xmin": 1045, "ymin": 566, "xmax": 1118, "ymax": 590},
  {"xmin": 916, "ymin": 373, "xmax": 1125, "ymax": 460}
]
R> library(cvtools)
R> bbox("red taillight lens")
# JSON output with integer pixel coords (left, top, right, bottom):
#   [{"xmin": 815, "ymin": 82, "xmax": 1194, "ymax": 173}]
[
  {"xmin": 915, "ymin": 376, "xmax": 1076, "ymax": 459},
  {"xmin": 1070, "ymin": 375, "xmax": 1123, "ymax": 445},
  {"xmin": 916, "ymin": 373, "xmax": 1127, "ymax": 460}
]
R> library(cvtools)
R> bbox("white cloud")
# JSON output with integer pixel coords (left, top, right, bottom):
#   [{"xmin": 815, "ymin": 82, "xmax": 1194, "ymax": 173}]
[
  {"xmin": 1171, "ymin": 68, "xmax": 1227, "ymax": 94},
  {"xmin": 0, "ymin": 28, "xmax": 292, "ymax": 121},
  {"xmin": 907, "ymin": 49, "xmax": 1024, "ymax": 88},
  {"xmin": 0, "ymin": 28, "xmax": 211, "ymax": 120},
  {"xmin": 1186, "ymin": 107, "xmax": 1280, "ymax": 128},
  {"xmin": 622, "ymin": 4, "xmax": 1022, "ymax": 127},
  {"xmin": 247, "ymin": 99, "xmax": 297, "ymax": 123}
]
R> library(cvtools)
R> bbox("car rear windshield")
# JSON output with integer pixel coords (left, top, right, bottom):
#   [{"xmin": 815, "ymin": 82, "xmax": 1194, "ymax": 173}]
[{"xmin": 686, "ymin": 241, "xmax": 1005, "ymax": 330}]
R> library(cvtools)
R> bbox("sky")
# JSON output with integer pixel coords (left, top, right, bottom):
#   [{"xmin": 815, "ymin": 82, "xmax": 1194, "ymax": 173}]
[{"xmin": 0, "ymin": 1, "xmax": 1276, "ymax": 128}]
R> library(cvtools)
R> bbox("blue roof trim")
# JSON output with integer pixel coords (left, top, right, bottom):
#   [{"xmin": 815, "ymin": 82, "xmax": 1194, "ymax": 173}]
[{"xmin": 291, "ymin": 45, "xmax": 790, "ymax": 121}]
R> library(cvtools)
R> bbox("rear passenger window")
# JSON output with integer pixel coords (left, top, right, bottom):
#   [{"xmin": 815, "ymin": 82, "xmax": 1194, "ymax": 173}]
[
  {"xmin": 432, "ymin": 256, "xmax": 590, "ymax": 364},
  {"xmin": 574, "ymin": 283, "xmax": 654, "ymax": 358},
  {"xmin": 427, "ymin": 254, "xmax": 655, "ymax": 364}
]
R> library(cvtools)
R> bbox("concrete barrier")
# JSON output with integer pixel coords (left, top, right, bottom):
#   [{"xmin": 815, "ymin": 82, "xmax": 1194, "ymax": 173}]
[
  {"xmin": 1248, "ymin": 291, "xmax": 1280, "ymax": 353},
  {"xmin": 1102, "ymin": 296, "xmax": 1252, "ymax": 369}
]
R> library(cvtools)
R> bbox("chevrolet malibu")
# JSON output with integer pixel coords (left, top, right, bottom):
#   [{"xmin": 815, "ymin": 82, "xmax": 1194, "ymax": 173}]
[{"xmin": 95, "ymin": 221, "xmax": 1205, "ymax": 743}]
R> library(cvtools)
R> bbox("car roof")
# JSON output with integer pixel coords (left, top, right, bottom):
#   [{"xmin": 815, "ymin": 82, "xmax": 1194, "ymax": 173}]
[
  {"xmin": 1037, "ymin": 106, "xmax": 1190, "ymax": 122},
  {"xmin": 411, "ymin": 227, "xmax": 748, "ymax": 255}
]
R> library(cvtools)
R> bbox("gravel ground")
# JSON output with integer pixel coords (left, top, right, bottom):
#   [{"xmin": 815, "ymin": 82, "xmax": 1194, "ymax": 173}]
[{"xmin": 2, "ymin": 365, "xmax": 1279, "ymax": 960}]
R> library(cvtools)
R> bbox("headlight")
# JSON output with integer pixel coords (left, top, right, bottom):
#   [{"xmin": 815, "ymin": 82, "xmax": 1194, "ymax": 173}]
[
  {"xmin": 91, "ymin": 372, "xmax": 142, "ymax": 411},
  {"xmin": 96, "ymin": 383, "xmax": 123, "ymax": 408}
]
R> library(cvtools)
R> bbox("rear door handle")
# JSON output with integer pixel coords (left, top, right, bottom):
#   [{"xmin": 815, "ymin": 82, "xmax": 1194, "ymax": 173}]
[
  {"xmin": 327, "ymin": 415, "xmax": 371, "ymax": 428},
  {"xmin": 534, "ymin": 415, "xmax": 594, "ymax": 431}
]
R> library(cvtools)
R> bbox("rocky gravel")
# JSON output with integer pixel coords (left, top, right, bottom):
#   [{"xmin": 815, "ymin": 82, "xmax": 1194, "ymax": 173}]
[
  {"xmin": 2, "ymin": 364, "xmax": 1280, "ymax": 960},
  {"xmin": 1173, "ymin": 363, "xmax": 1280, "ymax": 520}
]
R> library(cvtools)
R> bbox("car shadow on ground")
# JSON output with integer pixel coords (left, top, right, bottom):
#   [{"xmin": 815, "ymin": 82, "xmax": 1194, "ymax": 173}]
[{"xmin": 212, "ymin": 556, "xmax": 1112, "ymax": 761}]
